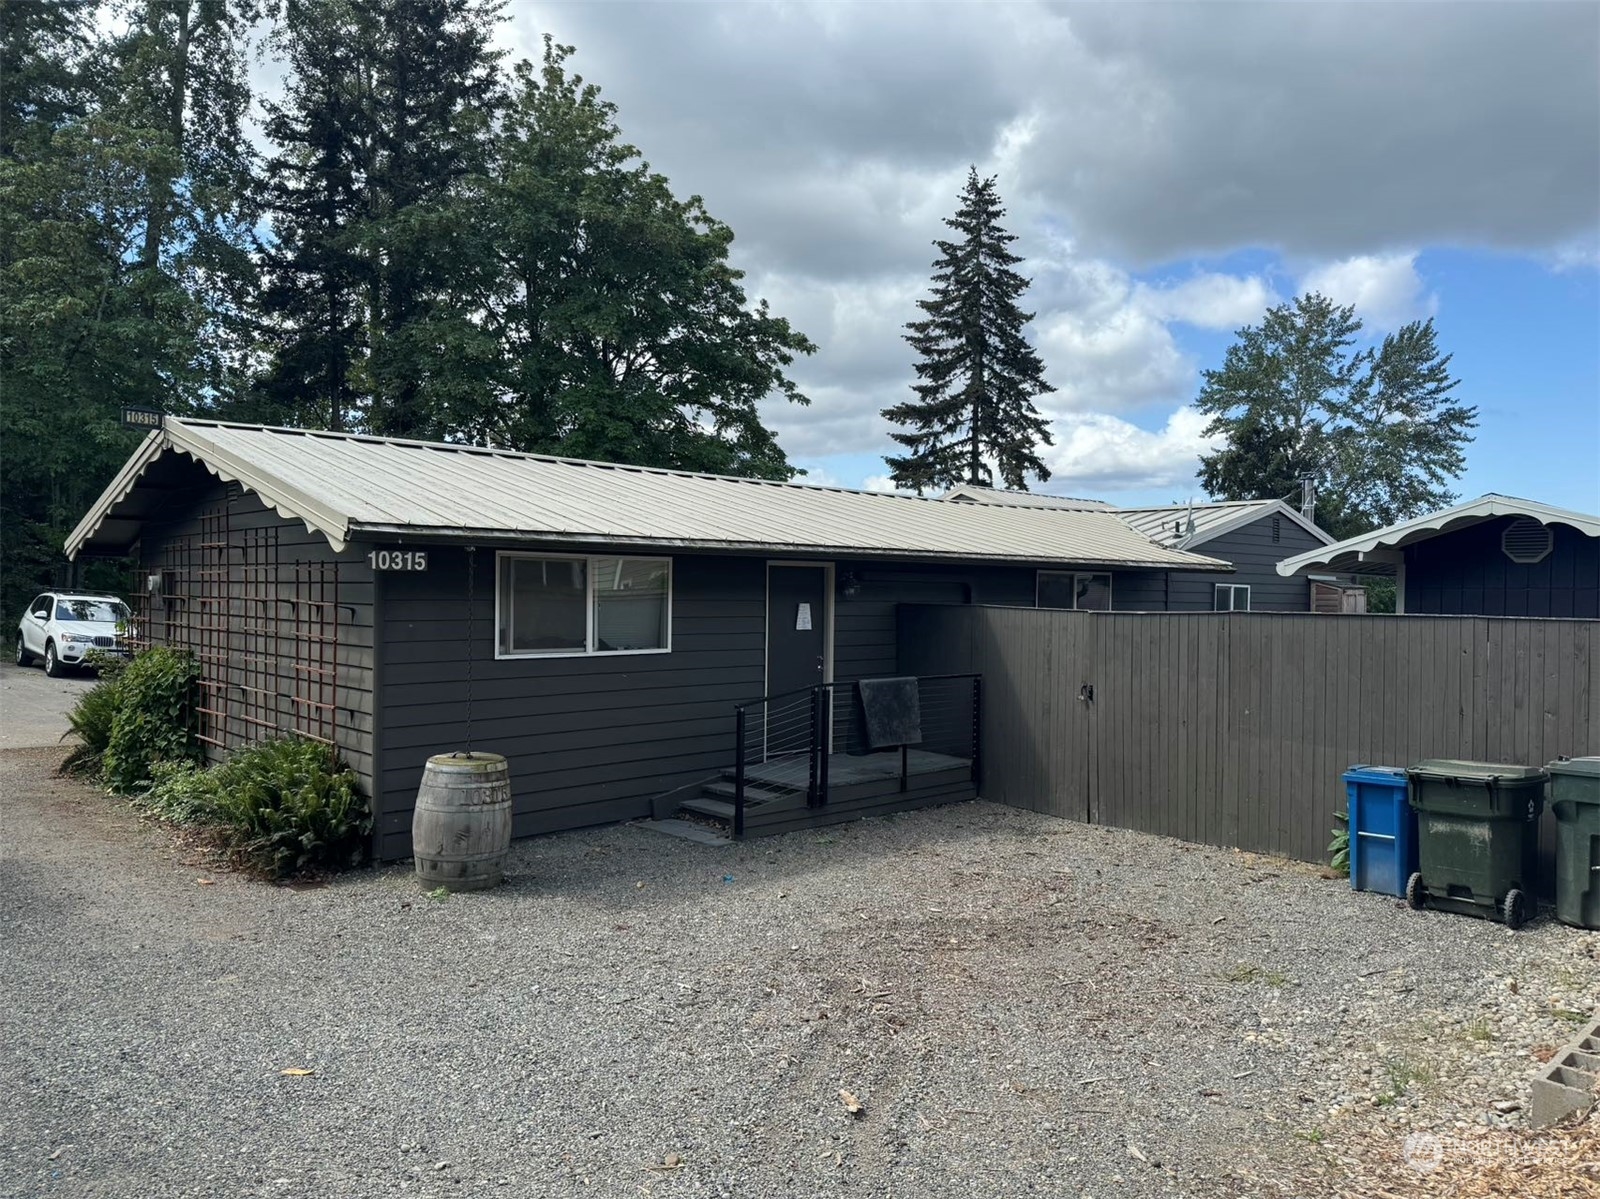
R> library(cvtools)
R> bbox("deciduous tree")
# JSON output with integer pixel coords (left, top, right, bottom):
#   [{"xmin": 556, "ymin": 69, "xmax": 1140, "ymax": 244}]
[
  {"xmin": 479, "ymin": 38, "xmax": 814, "ymax": 477},
  {"xmin": 1196, "ymin": 293, "xmax": 1475, "ymax": 540}
]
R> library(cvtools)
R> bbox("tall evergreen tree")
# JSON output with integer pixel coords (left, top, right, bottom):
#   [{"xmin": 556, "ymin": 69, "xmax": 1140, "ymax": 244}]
[
  {"xmin": 360, "ymin": 0, "xmax": 503, "ymax": 439},
  {"xmin": 251, "ymin": 0, "xmax": 373, "ymax": 430},
  {"xmin": 1196, "ymin": 293, "xmax": 1476, "ymax": 539},
  {"xmin": 883, "ymin": 169, "xmax": 1053, "ymax": 493},
  {"xmin": 253, "ymin": 0, "xmax": 503, "ymax": 438},
  {"xmin": 1, "ymin": 0, "xmax": 259, "ymax": 619},
  {"xmin": 479, "ymin": 38, "xmax": 814, "ymax": 477},
  {"xmin": 104, "ymin": 0, "xmax": 262, "ymax": 409}
]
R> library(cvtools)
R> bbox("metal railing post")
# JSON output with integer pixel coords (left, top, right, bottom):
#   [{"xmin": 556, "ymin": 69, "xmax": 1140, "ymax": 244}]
[
  {"xmin": 807, "ymin": 686, "xmax": 822, "ymax": 807},
  {"xmin": 818, "ymin": 684, "xmax": 831, "ymax": 806},
  {"xmin": 734, "ymin": 706, "xmax": 747, "ymax": 838},
  {"xmin": 971, "ymin": 676, "xmax": 982, "ymax": 790}
]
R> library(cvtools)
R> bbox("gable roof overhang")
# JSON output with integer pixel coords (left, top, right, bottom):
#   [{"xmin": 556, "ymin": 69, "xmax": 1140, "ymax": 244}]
[
  {"xmin": 1275, "ymin": 494, "xmax": 1600, "ymax": 577},
  {"xmin": 1114, "ymin": 499, "xmax": 1335, "ymax": 550},
  {"xmin": 67, "ymin": 419, "xmax": 1236, "ymax": 573}
]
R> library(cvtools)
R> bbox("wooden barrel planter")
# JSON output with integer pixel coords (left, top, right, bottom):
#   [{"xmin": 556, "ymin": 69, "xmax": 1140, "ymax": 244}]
[{"xmin": 412, "ymin": 751, "xmax": 513, "ymax": 891}]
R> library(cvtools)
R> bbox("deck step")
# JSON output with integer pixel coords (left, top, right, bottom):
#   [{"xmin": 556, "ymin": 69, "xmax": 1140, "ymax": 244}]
[
  {"xmin": 680, "ymin": 797, "xmax": 737, "ymax": 822},
  {"xmin": 702, "ymin": 780, "xmax": 796, "ymax": 806}
]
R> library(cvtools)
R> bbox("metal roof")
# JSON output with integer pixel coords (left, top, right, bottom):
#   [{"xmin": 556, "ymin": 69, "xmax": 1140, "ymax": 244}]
[
  {"xmin": 1277, "ymin": 493, "xmax": 1600, "ymax": 577},
  {"xmin": 1115, "ymin": 499, "xmax": 1334, "ymax": 550},
  {"xmin": 67, "ymin": 420, "xmax": 1232, "ymax": 571},
  {"xmin": 939, "ymin": 487, "xmax": 1332, "ymax": 550},
  {"xmin": 939, "ymin": 484, "xmax": 1114, "ymax": 511}
]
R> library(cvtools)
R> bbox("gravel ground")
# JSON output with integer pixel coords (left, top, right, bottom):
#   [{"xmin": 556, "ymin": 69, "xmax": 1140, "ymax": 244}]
[
  {"xmin": 2, "ymin": 746, "xmax": 1594, "ymax": 1199},
  {"xmin": 0, "ymin": 660, "xmax": 97, "ymax": 750}
]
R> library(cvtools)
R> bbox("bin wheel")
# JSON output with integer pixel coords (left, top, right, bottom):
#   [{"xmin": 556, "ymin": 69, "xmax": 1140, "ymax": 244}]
[
  {"xmin": 1405, "ymin": 872, "xmax": 1425, "ymax": 910},
  {"xmin": 1502, "ymin": 889, "xmax": 1527, "ymax": 931}
]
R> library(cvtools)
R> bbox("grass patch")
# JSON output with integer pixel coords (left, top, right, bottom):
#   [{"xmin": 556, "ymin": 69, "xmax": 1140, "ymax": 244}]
[
  {"xmin": 1462, "ymin": 1018, "xmax": 1496, "ymax": 1044},
  {"xmin": 1375, "ymin": 1057, "xmax": 1437, "ymax": 1105}
]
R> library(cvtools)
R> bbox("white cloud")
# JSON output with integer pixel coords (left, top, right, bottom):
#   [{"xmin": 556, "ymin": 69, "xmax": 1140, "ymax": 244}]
[
  {"xmin": 1300, "ymin": 252, "xmax": 1436, "ymax": 331},
  {"xmin": 861, "ymin": 474, "xmax": 905, "ymax": 494},
  {"xmin": 1042, "ymin": 406, "xmax": 1222, "ymax": 493},
  {"xmin": 1136, "ymin": 273, "xmax": 1278, "ymax": 330}
]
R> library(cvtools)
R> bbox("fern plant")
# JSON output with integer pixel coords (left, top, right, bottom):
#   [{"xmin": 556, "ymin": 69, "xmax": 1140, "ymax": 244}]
[{"xmin": 208, "ymin": 739, "xmax": 371, "ymax": 878}]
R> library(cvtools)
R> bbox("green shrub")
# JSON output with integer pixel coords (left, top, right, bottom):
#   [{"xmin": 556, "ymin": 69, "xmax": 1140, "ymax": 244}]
[
  {"xmin": 1328, "ymin": 810, "xmax": 1350, "ymax": 875},
  {"xmin": 102, "ymin": 647, "xmax": 200, "ymax": 793},
  {"xmin": 208, "ymin": 738, "xmax": 370, "ymax": 878},
  {"xmin": 138, "ymin": 759, "xmax": 224, "ymax": 824},
  {"xmin": 62, "ymin": 671, "xmax": 127, "ymax": 775}
]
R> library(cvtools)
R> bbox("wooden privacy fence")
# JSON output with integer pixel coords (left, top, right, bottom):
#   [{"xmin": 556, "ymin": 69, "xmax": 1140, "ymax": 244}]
[{"xmin": 897, "ymin": 606, "xmax": 1599, "ymax": 868}]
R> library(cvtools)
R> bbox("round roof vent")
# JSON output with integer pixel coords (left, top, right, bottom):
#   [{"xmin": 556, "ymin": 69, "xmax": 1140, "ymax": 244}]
[{"xmin": 1501, "ymin": 518, "xmax": 1553, "ymax": 565}]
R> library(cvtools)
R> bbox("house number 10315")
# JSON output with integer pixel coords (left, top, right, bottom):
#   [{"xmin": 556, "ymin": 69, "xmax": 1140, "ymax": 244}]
[{"xmin": 367, "ymin": 549, "xmax": 429, "ymax": 571}]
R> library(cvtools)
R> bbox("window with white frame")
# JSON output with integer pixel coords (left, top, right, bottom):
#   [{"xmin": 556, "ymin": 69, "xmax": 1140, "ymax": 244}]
[
  {"xmin": 1214, "ymin": 583, "xmax": 1251, "ymax": 611},
  {"xmin": 496, "ymin": 553, "xmax": 671, "ymax": 657},
  {"xmin": 1037, "ymin": 571, "xmax": 1113, "ymax": 611}
]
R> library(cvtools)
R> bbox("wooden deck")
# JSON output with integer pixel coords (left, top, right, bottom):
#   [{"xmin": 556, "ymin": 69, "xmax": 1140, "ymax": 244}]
[{"xmin": 671, "ymin": 748, "xmax": 978, "ymax": 837}]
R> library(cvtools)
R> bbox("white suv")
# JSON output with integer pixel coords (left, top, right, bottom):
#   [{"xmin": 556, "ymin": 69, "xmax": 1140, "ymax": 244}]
[{"xmin": 15, "ymin": 592, "xmax": 134, "ymax": 677}]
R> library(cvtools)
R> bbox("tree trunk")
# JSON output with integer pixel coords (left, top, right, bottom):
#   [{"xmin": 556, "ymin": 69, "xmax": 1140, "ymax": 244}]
[{"xmin": 138, "ymin": 0, "xmax": 193, "ymax": 289}]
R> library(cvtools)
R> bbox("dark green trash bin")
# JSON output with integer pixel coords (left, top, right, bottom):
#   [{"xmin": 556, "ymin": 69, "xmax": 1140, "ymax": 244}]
[
  {"xmin": 1405, "ymin": 759, "xmax": 1547, "ymax": 929},
  {"xmin": 1548, "ymin": 756, "xmax": 1600, "ymax": 930}
]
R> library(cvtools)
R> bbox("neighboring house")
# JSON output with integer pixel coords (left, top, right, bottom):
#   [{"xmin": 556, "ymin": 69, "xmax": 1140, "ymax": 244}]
[
  {"xmin": 1114, "ymin": 500, "xmax": 1347, "ymax": 613},
  {"xmin": 944, "ymin": 488, "xmax": 1342, "ymax": 612},
  {"xmin": 1277, "ymin": 493, "xmax": 1600, "ymax": 618},
  {"xmin": 67, "ymin": 419, "xmax": 1228, "ymax": 857}
]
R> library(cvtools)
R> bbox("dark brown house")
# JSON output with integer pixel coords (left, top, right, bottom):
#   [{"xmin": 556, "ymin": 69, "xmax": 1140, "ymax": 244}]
[{"xmin": 67, "ymin": 419, "xmax": 1229, "ymax": 858}]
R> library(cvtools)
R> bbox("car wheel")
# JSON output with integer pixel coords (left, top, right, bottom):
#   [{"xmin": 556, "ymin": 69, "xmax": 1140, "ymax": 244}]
[
  {"xmin": 15, "ymin": 635, "xmax": 30, "ymax": 667},
  {"xmin": 43, "ymin": 641, "xmax": 64, "ymax": 678}
]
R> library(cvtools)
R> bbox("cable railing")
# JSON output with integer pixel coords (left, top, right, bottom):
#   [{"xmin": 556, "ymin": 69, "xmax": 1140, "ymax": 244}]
[{"xmin": 730, "ymin": 673, "xmax": 981, "ymax": 838}]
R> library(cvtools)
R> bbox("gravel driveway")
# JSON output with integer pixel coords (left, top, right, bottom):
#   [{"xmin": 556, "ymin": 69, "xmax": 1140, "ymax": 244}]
[
  {"xmin": 2, "ymin": 746, "xmax": 1594, "ymax": 1199},
  {"xmin": 0, "ymin": 659, "xmax": 97, "ymax": 750}
]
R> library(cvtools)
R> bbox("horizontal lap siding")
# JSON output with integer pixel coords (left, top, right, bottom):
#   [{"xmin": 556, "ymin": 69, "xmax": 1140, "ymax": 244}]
[
  {"xmin": 376, "ymin": 549, "xmax": 768, "ymax": 858},
  {"xmin": 138, "ymin": 483, "xmax": 376, "ymax": 797},
  {"xmin": 833, "ymin": 563, "xmax": 1035, "ymax": 687},
  {"xmin": 1166, "ymin": 518, "xmax": 1320, "ymax": 612}
]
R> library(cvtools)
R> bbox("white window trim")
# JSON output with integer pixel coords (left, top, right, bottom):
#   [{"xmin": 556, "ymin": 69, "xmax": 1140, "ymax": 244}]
[
  {"xmin": 1215, "ymin": 583, "xmax": 1252, "ymax": 612},
  {"xmin": 494, "ymin": 550, "xmax": 673, "ymax": 660},
  {"xmin": 1036, "ymin": 570, "xmax": 1114, "ymax": 611}
]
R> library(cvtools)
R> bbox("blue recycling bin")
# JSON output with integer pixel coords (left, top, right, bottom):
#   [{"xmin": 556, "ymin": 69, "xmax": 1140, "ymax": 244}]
[{"xmin": 1344, "ymin": 765, "xmax": 1416, "ymax": 896}]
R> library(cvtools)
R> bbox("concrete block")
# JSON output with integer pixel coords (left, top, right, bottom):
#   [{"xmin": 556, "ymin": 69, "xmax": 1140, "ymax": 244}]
[{"xmin": 1530, "ymin": 1016, "xmax": 1600, "ymax": 1127}]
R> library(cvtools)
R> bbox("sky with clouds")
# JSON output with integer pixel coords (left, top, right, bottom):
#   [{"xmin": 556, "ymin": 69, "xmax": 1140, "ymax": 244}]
[{"xmin": 482, "ymin": 3, "xmax": 1600, "ymax": 512}]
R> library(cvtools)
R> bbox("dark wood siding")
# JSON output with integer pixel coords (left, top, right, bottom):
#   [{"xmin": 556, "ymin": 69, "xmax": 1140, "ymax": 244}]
[
  {"xmin": 136, "ymin": 480, "xmax": 376, "ymax": 797},
  {"xmin": 375, "ymin": 552, "xmax": 1078, "ymax": 859},
  {"xmin": 1405, "ymin": 518, "xmax": 1600, "ymax": 618},
  {"xmin": 832, "ymin": 562, "xmax": 1034, "ymax": 686},
  {"xmin": 1163, "ymin": 515, "xmax": 1323, "ymax": 612},
  {"xmin": 375, "ymin": 547, "xmax": 768, "ymax": 859}
]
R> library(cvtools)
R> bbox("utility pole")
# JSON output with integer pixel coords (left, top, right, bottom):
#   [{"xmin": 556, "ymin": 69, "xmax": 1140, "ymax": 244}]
[{"xmin": 1300, "ymin": 477, "xmax": 1316, "ymax": 523}]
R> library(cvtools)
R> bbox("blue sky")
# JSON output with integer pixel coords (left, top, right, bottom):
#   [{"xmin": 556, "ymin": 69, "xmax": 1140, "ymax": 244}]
[{"xmin": 492, "ymin": 2, "xmax": 1600, "ymax": 517}]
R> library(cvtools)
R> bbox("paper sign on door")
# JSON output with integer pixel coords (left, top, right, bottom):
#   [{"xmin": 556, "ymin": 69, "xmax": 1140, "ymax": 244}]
[{"xmin": 796, "ymin": 602, "xmax": 812, "ymax": 631}]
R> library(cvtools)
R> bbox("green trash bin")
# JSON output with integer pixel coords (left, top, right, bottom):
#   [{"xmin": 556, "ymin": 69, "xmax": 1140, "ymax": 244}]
[
  {"xmin": 1548, "ymin": 757, "xmax": 1600, "ymax": 930},
  {"xmin": 1405, "ymin": 759, "xmax": 1547, "ymax": 929}
]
